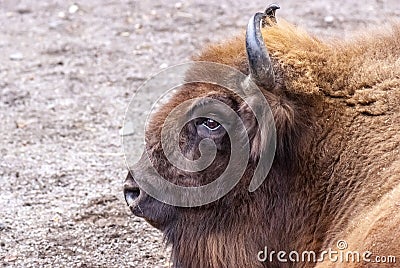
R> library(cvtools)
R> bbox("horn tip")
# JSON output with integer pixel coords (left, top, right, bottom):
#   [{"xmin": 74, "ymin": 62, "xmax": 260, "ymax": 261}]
[
  {"xmin": 264, "ymin": 3, "xmax": 280, "ymax": 17},
  {"xmin": 263, "ymin": 3, "xmax": 280, "ymax": 26}
]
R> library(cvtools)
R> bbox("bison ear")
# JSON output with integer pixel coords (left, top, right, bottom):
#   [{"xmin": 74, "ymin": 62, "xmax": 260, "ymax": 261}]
[
  {"xmin": 238, "ymin": 95, "xmax": 273, "ymax": 161},
  {"xmin": 245, "ymin": 5, "xmax": 279, "ymax": 91}
]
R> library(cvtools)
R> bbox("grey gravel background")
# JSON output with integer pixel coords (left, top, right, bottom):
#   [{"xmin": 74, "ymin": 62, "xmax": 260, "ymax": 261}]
[{"xmin": 1, "ymin": 0, "xmax": 399, "ymax": 267}]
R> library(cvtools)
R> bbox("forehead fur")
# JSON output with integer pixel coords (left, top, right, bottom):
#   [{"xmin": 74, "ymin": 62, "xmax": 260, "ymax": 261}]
[
  {"xmin": 195, "ymin": 19, "xmax": 400, "ymax": 98},
  {"xmin": 147, "ymin": 83, "xmax": 241, "ymax": 134}
]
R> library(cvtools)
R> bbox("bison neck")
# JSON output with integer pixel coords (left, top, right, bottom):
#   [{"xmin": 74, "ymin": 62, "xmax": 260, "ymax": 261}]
[
  {"xmin": 304, "ymin": 99, "xmax": 400, "ymax": 249},
  {"xmin": 267, "ymin": 21, "xmax": 400, "ymax": 249},
  {"xmin": 165, "ymin": 169, "xmax": 323, "ymax": 268}
]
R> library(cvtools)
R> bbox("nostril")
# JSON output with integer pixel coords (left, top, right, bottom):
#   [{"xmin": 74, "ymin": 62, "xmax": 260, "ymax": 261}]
[{"xmin": 124, "ymin": 187, "xmax": 140, "ymax": 206}]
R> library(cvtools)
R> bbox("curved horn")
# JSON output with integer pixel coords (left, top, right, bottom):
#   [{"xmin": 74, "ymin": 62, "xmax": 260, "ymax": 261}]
[{"xmin": 245, "ymin": 12, "xmax": 275, "ymax": 90}]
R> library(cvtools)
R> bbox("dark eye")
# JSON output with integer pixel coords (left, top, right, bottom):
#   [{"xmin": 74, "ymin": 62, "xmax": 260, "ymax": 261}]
[
  {"xmin": 201, "ymin": 118, "xmax": 221, "ymax": 131},
  {"xmin": 194, "ymin": 117, "xmax": 226, "ymax": 140}
]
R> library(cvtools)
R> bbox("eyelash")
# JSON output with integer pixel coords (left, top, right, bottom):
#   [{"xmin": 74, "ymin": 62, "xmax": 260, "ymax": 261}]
[{"xmin": 199, "ymin": 118, "xmax": 221, "ymax": 131}]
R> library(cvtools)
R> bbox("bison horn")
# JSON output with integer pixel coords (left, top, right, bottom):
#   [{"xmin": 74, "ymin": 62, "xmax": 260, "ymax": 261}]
[{"xmin": 245, "ymin": 6, "xmax": 278, "ymax": 90}]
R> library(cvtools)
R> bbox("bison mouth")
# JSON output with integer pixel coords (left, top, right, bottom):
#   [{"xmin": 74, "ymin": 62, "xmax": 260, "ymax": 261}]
[
  {"xmin": 125, "ymin": 191, "xmax": 168, "ymax": 230},
  {"xmin": 124, "ymin": 172, "xmax": 175, "ymax": 231}
]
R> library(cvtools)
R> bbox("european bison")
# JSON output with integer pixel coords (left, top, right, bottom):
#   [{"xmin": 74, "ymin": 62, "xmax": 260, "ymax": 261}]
[{"xmin": 124, "ymin": 4, "xmax": 400, "ymax": 268}]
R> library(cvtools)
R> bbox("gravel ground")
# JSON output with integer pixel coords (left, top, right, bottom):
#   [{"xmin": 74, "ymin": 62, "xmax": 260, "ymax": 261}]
[{"xmin": 1, "ymin": 0, "xmax": 399, "ymax": 267}]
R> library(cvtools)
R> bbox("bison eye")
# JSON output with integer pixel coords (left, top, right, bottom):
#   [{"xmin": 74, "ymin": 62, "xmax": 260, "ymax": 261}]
[
  {"xmin": 194, "ymin": 117, "xmax": 226, "ymax": 140},
  {"xmin": 201, "ymin": 118, "xmax": 221, "ymax": 131}
]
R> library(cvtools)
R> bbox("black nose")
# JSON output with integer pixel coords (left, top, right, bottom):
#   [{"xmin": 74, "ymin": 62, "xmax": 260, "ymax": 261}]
[
  {"xmin": 123, "ymin": 170, "xmax": 172, "ymax": 230},
  {"xmin": 124, "ymin": 178, "xmax": 141, "ymax": 207},
  {"xmin": 124, "ymin": 186, "xmax": 140, "ymax": 207}
]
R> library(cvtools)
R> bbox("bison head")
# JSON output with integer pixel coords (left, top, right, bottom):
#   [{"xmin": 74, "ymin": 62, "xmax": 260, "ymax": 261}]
[{"xmin": 123, "ymin": 4, "xmax": 313, "ymax": 268}]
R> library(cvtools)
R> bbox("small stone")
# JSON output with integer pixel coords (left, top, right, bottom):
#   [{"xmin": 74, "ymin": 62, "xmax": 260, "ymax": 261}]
[
  {"xmin": 52, "ymin": 215, "xmax": 62, "ymax": 222},
  {"xmin": 4, "ymin": 255, "xmax": 17, "ymax": 262},
  {"xmin": 9, "ymin": 52, "xmax": 23, "ymax": 61},
  {"xmin": 159, "ymin": 63, "xmax": 168, "ymax": 69},
  {"xmin": 15, "ymin": 119, "xmax": 28, "ymax": 128},
  {"xmin": 49, "ymin": 20, "xmax": 62, "ymax": 29},
  {"xmin": 175, "ymin": 2, "xmax": 183, "ymax": 9},
  {"xmin": 120, "ymin": 121, "xmax": 134, "ymax": 136},
  {"xmin": 58, "ymin": 11, "xmax": 66, "ymax": 18},
  {"xmin": 16, "ymin": 5, "xmax": 32, "ymax": 14},
  {"xmin": 324, "ymin": 15, "xmax": 334, "ymax": 24},
  {"xmin": 120, "ymin": 31, "xmax": 130, "ymax": 37},
  {"xmin": 68, "ymin": 4, "xmax": 79, "ymax": 14},
  {"xmin": 54, "ymin": 207, "xmax": 64, "ymax": 214}
]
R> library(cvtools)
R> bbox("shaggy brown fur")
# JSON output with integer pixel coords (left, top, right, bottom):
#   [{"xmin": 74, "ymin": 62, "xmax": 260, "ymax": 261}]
[{"xmin": 125, "ymin": 18, "xmax": 400, "ymax": 268}]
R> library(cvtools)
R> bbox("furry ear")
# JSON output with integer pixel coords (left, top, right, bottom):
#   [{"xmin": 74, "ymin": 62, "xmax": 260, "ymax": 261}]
[
  {"xmin": 238, "ymin": 95, "xmax": 272, "ymax": 161},
  {"xmin": 270, "ymin": 100, "xmax": 296, "ymax": 161},
  {"xmin": 239, "ymin": 93, "xmax": 300, "ymax": 169}
]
